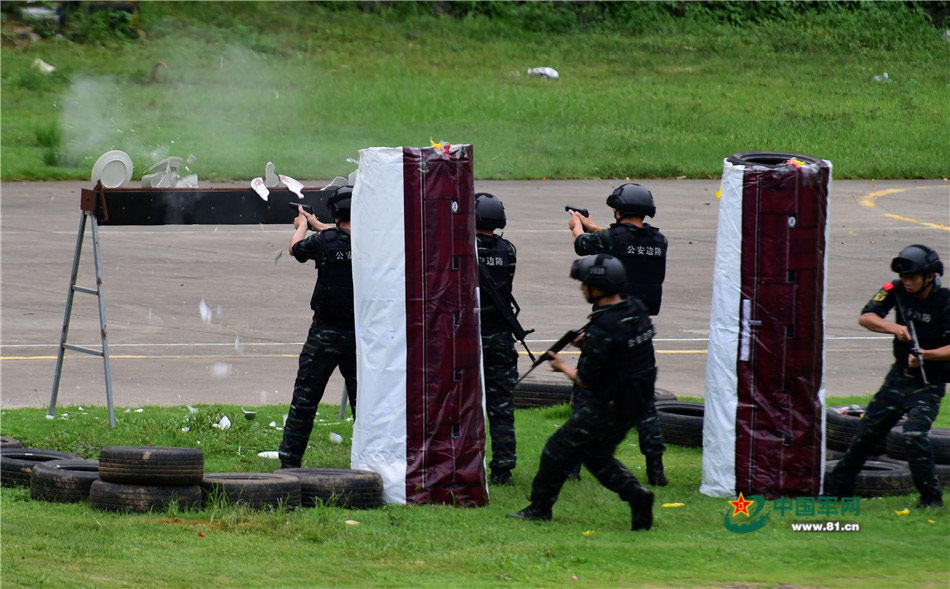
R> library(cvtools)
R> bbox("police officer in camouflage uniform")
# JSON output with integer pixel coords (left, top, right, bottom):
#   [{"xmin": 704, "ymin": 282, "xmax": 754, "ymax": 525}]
[
  {"xmin": 825, "ymin": 245, "xmax": 950, "ymax": 508},
  {"xmin": 508, "ymin": 254, "xmax": 656, "ymax": 530},
  {"xmin": 475, "ymin": 193, "xmax": 519, "ymax": 486},
  {"xmin": 278, "ymin": 186, "xmax": 358, "ymax": 469},
  {"xmin": 565, "ymin": 183, "xmax": 669, "ymax": 486}
]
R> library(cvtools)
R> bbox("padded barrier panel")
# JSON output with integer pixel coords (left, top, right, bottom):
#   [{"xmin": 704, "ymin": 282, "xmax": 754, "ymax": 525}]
[
  {"xmin": 350, "ymin": 145, "xmax": 488, "ymax": 507},
  {"xmin": 701, "ymin": 152, "xmax": 831, "ymax": 499}
]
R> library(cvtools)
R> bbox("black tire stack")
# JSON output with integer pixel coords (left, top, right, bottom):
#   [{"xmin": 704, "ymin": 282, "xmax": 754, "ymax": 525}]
[
  {"xmin": 91, "ymin": 446, "xmax": 205, "ymax": 513},
  {"xmin": 201, "ymin": 472, "xmax": 301, "ymax": 510},
  {"xmin": 278, "ymin": 468, "xmax": 385, "ymax": 509},
  {"xmin": 513, "ymin": 380, "xmax": 677, "ymax": 409},
  {"xmin": 656, "ymin": 401, "xmax": 704, "ymax": 447},
  {"xmin": 825, "ymin": 459, "xmax": 914, "ymax": 497},
  {"xmin": 885, "ymin": 426, "xmax": 950, "ymax": 488},
  {"xmin": 1, "ymin": 448, "xmax": 80, "ymax": 488}
]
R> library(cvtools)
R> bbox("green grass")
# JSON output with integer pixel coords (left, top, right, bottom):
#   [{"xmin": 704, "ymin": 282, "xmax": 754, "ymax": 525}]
[
  {"xmin": 1, "ymin": 396, "xmax": 947, "ymax": 587},
  {"xmin": 2, "ymin": 2, "xmax": 948, "ymax": 180}
]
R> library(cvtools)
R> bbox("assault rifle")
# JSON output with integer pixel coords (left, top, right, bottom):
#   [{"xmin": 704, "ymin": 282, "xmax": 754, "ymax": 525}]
[
  {"xmin": 514, "ymin": 324, "xmax": 588, "ymax": 387},
  {"xmin": 565, "ymin": 205, "xmax": 589, "ymax": 217},
  {"xmin": 477, "ymin": 263, "xmax": 536, "ymax": 363},
  {"xmin": 893, "ymin": 287, "xmax": 928, "ymax": 385}
]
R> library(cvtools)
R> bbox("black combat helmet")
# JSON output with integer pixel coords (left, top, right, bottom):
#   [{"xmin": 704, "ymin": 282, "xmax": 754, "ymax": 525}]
[
  {"xmin": 891, "ymin": 244, "xmax": 943, "ymax": 276},
  {"xmin": 606, "ymin": 183, "xmax": 656, "ymax": 218},
  {"xmin": 327, "ymin": 185, "xmax": 353, "ymax": 221},
  {"xmin": 570, "ymin": 254, "xmax": 627, "ymax": 294},
  {"xmin": 475, "ymin": 192, "xmax": 506, "ymax": 230}
]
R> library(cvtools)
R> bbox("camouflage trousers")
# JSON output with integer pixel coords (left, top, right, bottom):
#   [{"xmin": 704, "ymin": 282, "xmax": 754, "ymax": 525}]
[
  {"xmin": 278, "ymin": 321, "xmax": 357, "ymax": 468},
  {"xmin": 529, "ymin": 402, "xmax": 642, "ymax": 509},
  {"xmin": 573, "ymin": 384, "xmax": 665, "ymax": 459},
  {"xmin": 482, "ymin": 329, "xmax": 518, "ymax": 473},
  {"xmin": 828, "ymin": 365, "xmax": 946, "ymax": 500}
]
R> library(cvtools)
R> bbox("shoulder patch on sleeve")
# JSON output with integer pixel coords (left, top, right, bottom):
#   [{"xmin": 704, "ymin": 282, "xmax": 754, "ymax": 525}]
[{"xmin": 883, "ymin": 282, "xmax": 894, "ymax": 291}]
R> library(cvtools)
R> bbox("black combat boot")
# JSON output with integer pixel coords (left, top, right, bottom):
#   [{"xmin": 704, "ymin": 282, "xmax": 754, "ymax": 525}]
[
  {"xmin": 915, "ymin": 478, "xmax": 944, "ymax": 509},
  {"xmin": 646, "ymin": 455, "xmax": 668, "ymax": 486},
  {"xmin": 490, "ymin": 469, "xmax": 513, "ymax": 486},
  {"xmin": 566, "ymin": 462, "xmax": 581, "ymax": 481},
  {"xmin": 506, "ymin": 503, "xmax": 553, "ymax": 521},
  {"xmin": 620, "ymin": 483, "xmax": 654, "ymax": 531}
]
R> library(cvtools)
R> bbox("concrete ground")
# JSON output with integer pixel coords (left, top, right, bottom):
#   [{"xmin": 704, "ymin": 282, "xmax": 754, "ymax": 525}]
[{"xmin": 1, "ymin": 179, "xmax": 947, "ymax": 412}]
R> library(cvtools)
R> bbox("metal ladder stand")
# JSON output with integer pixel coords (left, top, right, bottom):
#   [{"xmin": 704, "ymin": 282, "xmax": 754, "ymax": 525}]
[{"xmin": 49, "ymin": 209, "xmax": 116, "ymax": 427}]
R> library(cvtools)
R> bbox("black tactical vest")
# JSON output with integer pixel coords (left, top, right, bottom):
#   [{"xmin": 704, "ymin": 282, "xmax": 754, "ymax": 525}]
[
  {"xmin": 588, "ymin": 297, "xmax": 657, "ymax": 417},
  {"xmin": 608, "ymin": 223, "xmax": 667, "ymax": 315},
  {"xmin": 477, "ymin": 234, "xmax": 515, "ymax": 332},
  {"xmin": 310, "ymin": 229, "xmax": 354, "ymax": 325}
]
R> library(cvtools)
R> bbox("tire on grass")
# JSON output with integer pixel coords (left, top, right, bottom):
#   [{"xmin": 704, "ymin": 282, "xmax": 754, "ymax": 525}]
[
  {"xmin": 201, "ymin": 472, "xmax": 301, "ymax": 510},
  {"xmin": 512, "ymin": 381, "xmax": 572, "ymax": 408},
  {"xmin": 825, "ymin": 459, "xmax": 914, "ymax": 497},
  {"xmin": 1, "ymin": 436, "xmax": 23, "ymax": 449},
  {"xmin": 90, "ymin": 480, "xmax": 202, "ymax": 513},
  {"xmin": 885, "ymin": 426, "xmax": 950, "ymax": 465},
  {"xmin": 30, "ymin": 459, "xmax": 100, "ymax": 503},
  {"xmin": 0, "ymin": 448, "xmax": 80, "ymax": 488},
  {"xmin": 656, "ymin": 401, "xmax": 704, "ymax": 447},
  {"xmin": 98, "ymin": 446, "xmax": 204, "ymax": 485},
  {"xmin": 825, "ymin": 405, "xmax": 903, "ymax": 454},
  {"xmin": 278, "ymin": 467, "xmax": 385, "ymax": 509},
  {"xmin": 513, "ymin": 382, "xmax": 677, "ymax": 409}
]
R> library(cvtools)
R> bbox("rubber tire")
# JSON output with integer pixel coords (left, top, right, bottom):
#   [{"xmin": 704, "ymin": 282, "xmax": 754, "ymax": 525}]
[
  {"xmin": 1, "ymin": 448, "xmax": 81, "ymax": 488},
  {"xmin": 1, "ymin": 436, "xmax": 23, "ymax": 449},
  {"xmin": 513, "ymin": 381, "xmax": 572, "ymax": 408},
  {"xmin": 656, "ymin": 401, "xmax": 704, "ymax": 447},
  {"xmin": 201, "ymin": 472, "xmax": 301, "ymax": 510},
  {"xmin": 30, "ymin": 459, "xmax": 100, "ymax": 503},
  {"xmin": 870, "ymin": 456, "xmax": 950, "ymax": 489},
  {"xmin": 825, "ymin": 459, "xmax": 914, "ymax": 497},
  {"xmin": 90, "ymin": 480, "xmax": 203, "ymax": 513},
  {"xmin": 278, "ymin": 467, "xmax": 385, "ymax": 509},
  {"xmin": 825, "ymin": 405, "xmax": 899, "ymax": 455},
  {"xmin": 885, "ymin": 426, "xmax": 950, "ymax": 465},
  {"xmin": 512, "ymin": 381, "xmax": 676, "ymax": 409},
  {"xmin": 98, "ymin": 446, "xmax": 204, "ymax": 485}
]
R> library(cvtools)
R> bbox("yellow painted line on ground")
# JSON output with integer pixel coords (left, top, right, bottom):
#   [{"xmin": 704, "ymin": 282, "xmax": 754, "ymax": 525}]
[{"xmin": 858, "ymin": 186, "xmax": 950, "ymax": 231}]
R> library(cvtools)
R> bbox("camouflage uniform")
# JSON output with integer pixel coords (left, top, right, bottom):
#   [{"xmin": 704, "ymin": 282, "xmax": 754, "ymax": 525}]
[
  {"xmin": 528, "ymin": 297, "xmax": 657, "ymax": 510},
  {"xmin": 279, "ymin": 227, "xmax": 357, "ymax": 469},
  {"xmin": 477, "ymin": 233, "xmax": 519, "ymax": 479},
  {"xmin": 572, "ymin": 223, "xmax": 668, "ymax": 478},
  {"xmin": 826, "ymin": 280, "xmax": 950, "ymax": 505}
]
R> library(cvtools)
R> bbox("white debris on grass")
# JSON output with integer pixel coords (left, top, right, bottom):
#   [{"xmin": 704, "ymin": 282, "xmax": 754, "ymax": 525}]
[
  {"xmin": 258, "ymin": 451, "xmax": 279, "ymax": 459},
  {"xmin": 329, "ymin": 432, "xmax": 343, "ymax": 444},
  {"xmin": 212, "ymin": 416, "xmax": 231, "ymax": 430},
  {"xmin": 527, "ymin": 66, "xmax": 559, "ymax": 79}
]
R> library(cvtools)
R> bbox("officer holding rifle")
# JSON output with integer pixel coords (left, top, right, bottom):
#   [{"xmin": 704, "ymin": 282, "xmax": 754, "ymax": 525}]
[
  {"xmin": 476, "ymin": 193, "xmax": 525, "ymax": 486},
  {"xmin": 825, "ymin": 245, "xmax": 950, "ymax": 508},
  {"xmin": 508, "ymin": 254, "xmax": 656, "ymax": 530}
]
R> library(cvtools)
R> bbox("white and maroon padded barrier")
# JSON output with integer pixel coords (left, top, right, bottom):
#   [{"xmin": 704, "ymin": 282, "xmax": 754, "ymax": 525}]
[
  {"xmin": 349, "ymin": 144, "xmax": 488, "ymax": 507},
  {"xmin": 701, "ymin": 152, "xmax": 832, "ymax": 499}
]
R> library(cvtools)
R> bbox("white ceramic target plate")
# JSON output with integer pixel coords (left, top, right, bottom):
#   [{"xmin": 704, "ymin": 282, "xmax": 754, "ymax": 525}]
[{"xmin": 91, "ymin": 150, "xmax": 133, "ymax": 188}]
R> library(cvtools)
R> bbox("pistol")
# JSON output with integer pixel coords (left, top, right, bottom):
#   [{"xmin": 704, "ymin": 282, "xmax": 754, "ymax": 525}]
[
  {"xmin": 565, "ymin": 205, "xmax": 589, "ymax": 217},
  {"xmin": 288, "ymin": 202, "xmax": 314, "ymax": 215}
]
